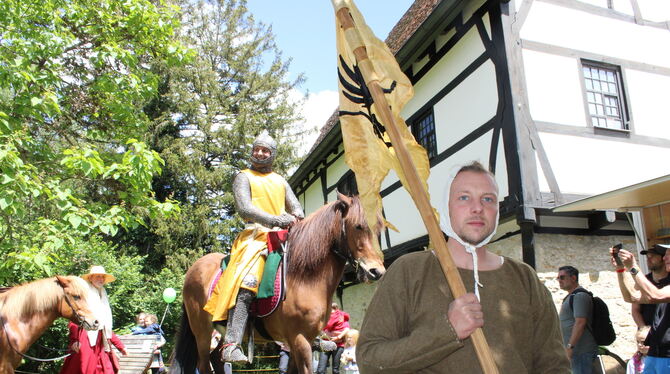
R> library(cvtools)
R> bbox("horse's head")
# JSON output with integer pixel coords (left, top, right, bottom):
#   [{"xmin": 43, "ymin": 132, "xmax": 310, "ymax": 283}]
[
  {"xmin": 335, "ymin": 193, "xmax": 386, "ymax": 282},
  {"xmin": 56, "ymin": 276, "xmax": 99, "ymax": 331}
]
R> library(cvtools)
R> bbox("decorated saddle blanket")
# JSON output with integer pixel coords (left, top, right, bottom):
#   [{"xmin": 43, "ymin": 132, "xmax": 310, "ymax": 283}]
[{"xmin": 207, "ymin": 230, "xmax": 288, "ymax": 318}]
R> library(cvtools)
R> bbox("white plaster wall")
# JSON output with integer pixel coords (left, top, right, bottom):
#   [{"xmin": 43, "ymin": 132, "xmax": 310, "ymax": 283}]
[
  {"xmin": 637, "ymin": 0, "xmax": 670, "ymax": 22},
  {"xmin": 303, "ymin": 178, "xmax": 324, "ymax": 215},
  {"xmin": 433, "ymin": 60, "xmax": 499, "ymax": 150},
  {"xmin": 523, "ymin": 49, "xmax": 587, "ymax": 126},
  {"xmin": 625, "ymin": 69, "xmax": 670, "ymax": 140},
  {"xmin": 520, "ymin": 1, "xmax": 670, "ymax": 69},
  {"xmin": 610, "ymin": 0, "xmax": 634, "ymax": 15},
  {"xmin": 537, "ymin": 132, "xmax": 670, "ymax": 194},
  {"xmin": 402, "ymin": 27, "xmax": 486, "ymax": 117},
  {"xmin": 462, "ymin": 0, "xmax": 488, "ymax": 24},
  {"xmin": 382, "ymin": 186, "xmax": 425, "ymax": 248},
  {"xmin": 576, "ymin": 0, "xmax": 634, "ymax": 15},
  {"xmin": 534, "ymin": 152, "xmax": 551, "ymax": 194},
  {"xmin": 429, "ymin": 131, "xmax": 510, "ymax": 199},
  {"xmin": 494, "ymin": 134, "xmax": 509, "ymax": 198}
]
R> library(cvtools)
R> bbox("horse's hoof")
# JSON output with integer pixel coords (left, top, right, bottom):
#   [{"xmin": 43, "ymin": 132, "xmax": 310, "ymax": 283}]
[{"xmin": 223, "ymin": 345, "xmax": 248, "ymax": 363}]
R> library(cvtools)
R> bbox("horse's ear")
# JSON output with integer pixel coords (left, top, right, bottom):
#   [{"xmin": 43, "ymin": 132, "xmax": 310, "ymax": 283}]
[
  {"xmin": 337, "ymin": 192, "xmax": 352, "ymax": 205},
  {"xmin": 335, "ymin": 194, "xmax": 350, "ymax": 216},
  {"xmin": 55, "ymin": 275, "xmax": 69, "ymax": 288}
]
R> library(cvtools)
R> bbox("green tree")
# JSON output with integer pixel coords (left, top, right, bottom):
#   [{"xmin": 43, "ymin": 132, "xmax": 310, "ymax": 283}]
[
  {"xmin": 131, "ymin": 0, "xmax": 308, "ymax": 267},
  {"xmin": 0, "ymin": 0, "xmax": 186, "ymax": 281}
]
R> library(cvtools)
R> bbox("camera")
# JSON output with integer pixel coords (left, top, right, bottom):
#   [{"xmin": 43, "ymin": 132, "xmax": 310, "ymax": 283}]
[{"xmin": 612, "ymin": 243, "xmax": 623, "ymax": 267}]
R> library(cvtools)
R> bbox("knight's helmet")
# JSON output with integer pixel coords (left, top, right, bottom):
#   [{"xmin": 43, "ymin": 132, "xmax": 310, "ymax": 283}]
[{"xmin": 250, "ymin": 130, "xmax": 277, "ymax": 167}]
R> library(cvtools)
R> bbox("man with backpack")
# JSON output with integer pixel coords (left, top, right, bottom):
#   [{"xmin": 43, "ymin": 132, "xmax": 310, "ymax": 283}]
[{"xmin": 558, "ymin": 265, "xmax": 599, "ymax": 374}]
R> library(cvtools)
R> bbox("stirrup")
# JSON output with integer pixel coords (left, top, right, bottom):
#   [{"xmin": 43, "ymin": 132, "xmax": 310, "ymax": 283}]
[{"xmin": 222, "ymin": 343, "xmax": 248, "ymax": 363}]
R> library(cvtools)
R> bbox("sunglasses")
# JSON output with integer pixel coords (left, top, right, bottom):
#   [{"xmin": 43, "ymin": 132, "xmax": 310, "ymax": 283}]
[{"xmin": 557, "ymin": 275, "xmax": 568, "ymax": 280}]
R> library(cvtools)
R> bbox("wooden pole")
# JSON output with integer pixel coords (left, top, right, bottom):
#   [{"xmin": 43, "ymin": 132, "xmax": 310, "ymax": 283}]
[{"xmin": 333, "ymin": 3, "xmax": 499, "ymax": 373}]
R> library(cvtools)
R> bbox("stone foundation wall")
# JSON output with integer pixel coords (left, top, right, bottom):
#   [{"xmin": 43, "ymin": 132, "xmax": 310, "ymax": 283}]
[{"xmin": 342, "ymin": 232, "xmax": 641, "ymax": 361}]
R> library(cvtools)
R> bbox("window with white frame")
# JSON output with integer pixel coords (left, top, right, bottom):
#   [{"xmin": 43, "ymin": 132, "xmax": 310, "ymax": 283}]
[{"xmin": 582, "ymin": 62, "xmax": 628, "ymax": 130}]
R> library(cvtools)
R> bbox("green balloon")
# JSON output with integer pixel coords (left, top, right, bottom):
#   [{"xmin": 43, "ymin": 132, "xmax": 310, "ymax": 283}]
[{"xmin": 162, "ymin": 287, "xmax": 177, "ymax": 303}]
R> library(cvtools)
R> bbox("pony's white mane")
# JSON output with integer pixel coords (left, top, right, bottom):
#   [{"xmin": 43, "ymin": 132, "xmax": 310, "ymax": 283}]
[{"xmin": 0, "ymin": 276, "xmax": 89, "ymax": 321}]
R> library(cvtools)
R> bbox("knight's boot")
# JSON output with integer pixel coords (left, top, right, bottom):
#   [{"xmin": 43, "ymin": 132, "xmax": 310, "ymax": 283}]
[{"xmin": 222, "ymin": 288, "xmax": 254, "ymax": 363}]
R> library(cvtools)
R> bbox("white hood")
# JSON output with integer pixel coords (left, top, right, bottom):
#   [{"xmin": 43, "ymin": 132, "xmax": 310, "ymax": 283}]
[{"xmin": 438, "ymin": 165, "xmax": 500, "ymax": 299}]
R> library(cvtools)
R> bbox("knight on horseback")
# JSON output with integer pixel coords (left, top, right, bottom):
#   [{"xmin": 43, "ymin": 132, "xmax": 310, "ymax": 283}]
[{"xmin": 203, "ymin": 131, "xmax": 304, "ymax": 364}]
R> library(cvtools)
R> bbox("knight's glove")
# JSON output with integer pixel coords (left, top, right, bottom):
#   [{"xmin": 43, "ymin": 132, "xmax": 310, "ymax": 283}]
[{"xmin": 272, "ymin": 213, "xmax": 296, "ymax": 229}]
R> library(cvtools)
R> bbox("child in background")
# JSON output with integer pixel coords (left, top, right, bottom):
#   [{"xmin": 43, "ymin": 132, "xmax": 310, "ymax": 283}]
[
  {"xmin": 627, "ymin": 326, "xmax": 650, "ymax": 374},
  {"xmin": 132, "ymin": 313, "xmax": 165, "ymax": 373},
  {"xmin": 341, "ymin": 329, "xmax": 359, "ymax": 374},
  {"xmin": 131, "ymin": 312, "xmax": 147, "ymax": 334},
  {"xmin": 131, "ymin": 313, "xmax": 162, "ymax": 336}
]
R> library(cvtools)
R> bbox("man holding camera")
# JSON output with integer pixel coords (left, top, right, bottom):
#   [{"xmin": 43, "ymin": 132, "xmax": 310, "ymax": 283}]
[
  {"xmin": 611, "ymin": 244, "xmax": 670, "ymax": 373},
  {"xmin": 618, "ymin": 245, "xmax": 670, "ymax": 329}
]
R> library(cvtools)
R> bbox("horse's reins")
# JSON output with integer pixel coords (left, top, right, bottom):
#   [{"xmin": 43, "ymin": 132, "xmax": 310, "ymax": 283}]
[
  {"xmin": 0, "ymin": 280, "xmax": 87, "ymax": 362},
  {"xmin": 331, "ymin": 218, "xmax": 360, "ymax": 273}
]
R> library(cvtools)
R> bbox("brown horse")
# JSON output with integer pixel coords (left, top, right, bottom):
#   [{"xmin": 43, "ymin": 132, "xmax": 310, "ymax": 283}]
[
  {"xmin": 0, "ymin": 276, "xmax": 99, "ymax": 374},
  {"xmin": 171, "ymin": 194, "xmax": 386, "ymax": 374}
]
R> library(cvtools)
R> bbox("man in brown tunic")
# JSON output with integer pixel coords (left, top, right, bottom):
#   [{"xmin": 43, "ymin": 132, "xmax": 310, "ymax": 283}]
[{"xmin": 358, "ymin": 161, "xmax": 569, "ymax": 373}]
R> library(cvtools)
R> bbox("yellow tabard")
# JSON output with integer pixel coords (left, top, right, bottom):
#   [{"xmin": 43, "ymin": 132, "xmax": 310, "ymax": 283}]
[{"xmin": 203, "ymin": 169, "xmax": 286, "ymax": 322}]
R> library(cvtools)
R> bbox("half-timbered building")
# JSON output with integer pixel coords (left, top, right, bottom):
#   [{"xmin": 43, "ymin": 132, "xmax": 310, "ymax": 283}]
[{"xmin": 289, "ymin": 0, "xmax": 670, "ymax": 357}]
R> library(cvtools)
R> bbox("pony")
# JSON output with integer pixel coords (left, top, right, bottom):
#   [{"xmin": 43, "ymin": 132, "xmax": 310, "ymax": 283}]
[
  {"xmin": 0, "ymin": 275, "xmax": 100, "ymax": 374},
  {"xmin": 171, "ymin": 193, "xmax": 386, "ymax": 374}
]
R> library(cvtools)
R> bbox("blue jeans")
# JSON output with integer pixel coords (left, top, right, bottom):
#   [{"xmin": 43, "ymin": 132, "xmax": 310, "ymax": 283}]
[
  {"xmin": 571, "ymin": 350, "xmax": 597, "ymax": 374},
  {"xmin": 317, "ymin": 347, "xmax": 344, "ymax": 374},
  {"xmin": 278, "ymin": 350, "xmax": 290, "ymax": 374},
  {"xmin": 643, "ymin": 356, "xmax": 670, "ymax": 373}
]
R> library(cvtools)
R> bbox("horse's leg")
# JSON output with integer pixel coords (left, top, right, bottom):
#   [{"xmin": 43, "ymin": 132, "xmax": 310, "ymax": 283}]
[
  {"xmin": 288, "ymin": 358, "xmax": 298, "ymax": 374},
  {"xmin": 181, "ymin": 253, "xmax": 226, "ymax": 374},
  {"xmin": 288, "ymin": 333, "xmax": 315, "ymax": 374},
  {"xmin": 189, "ymin": 306, "xmax": 217, "ymax": 374},
  {"xmin": 209, "ymin": 345, "xmax": 226, "ymax": 374}
]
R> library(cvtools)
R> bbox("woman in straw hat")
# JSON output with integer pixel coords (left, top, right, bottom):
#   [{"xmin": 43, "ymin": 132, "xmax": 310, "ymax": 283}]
[{"xmin": 60, "ymin": 266, "xmax": 127, "ymax": 374}]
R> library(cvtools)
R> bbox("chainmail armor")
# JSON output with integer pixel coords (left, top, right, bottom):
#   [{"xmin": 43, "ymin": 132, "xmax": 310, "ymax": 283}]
[
  {"xmin": 232, "ymin": 173, "xmax": 303, "ymax": 228},
  {"xmin": 250, "ymin": 131, "xmax": 277, "ymax": 168},
  {"xmin": 223, "ymin": 289, "xmax": 254, "ymax": 362}
]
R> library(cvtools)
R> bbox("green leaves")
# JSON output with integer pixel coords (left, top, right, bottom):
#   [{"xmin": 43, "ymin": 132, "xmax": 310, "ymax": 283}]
[{"xmin": 0, "ymin": 0, "xmax": 185, "ymax": 283}]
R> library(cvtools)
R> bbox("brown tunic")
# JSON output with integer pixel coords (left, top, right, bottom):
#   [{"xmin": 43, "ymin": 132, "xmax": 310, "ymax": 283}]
[{"xmin": 358, "ymin": 251, "xmax": 570, "ymax": 373}]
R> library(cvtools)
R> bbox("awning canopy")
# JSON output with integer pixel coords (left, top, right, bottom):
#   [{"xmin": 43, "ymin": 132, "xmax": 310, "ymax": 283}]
[{"xmin": 554, "ymin": 174, "xmax": 670, "ymax": 212}]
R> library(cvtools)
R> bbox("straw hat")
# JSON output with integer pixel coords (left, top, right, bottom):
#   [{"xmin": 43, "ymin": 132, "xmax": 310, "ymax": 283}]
[{"xmin": 81, "ymin": 265, "xmax": 116, "ymax": 284}]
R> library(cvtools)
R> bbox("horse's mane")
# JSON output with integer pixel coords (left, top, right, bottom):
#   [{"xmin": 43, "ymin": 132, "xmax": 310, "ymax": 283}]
[
  {"xmin": 0, "ymin": 276, "xmax": 89, "ymax": 321},
  {"xmin": 287, "ymin": 197, "xmax": 368, "ymax": 281}
]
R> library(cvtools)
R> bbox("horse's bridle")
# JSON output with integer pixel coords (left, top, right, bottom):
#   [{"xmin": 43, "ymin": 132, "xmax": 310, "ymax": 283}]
[
  {"xmin": 0, "ymin": 279, "xmax": 86, "ymax": 362},
  {"xmin": 60, "ymin": 285, "xmax": 88, "ymax": 327},
  {"xmin": 331, "ymin": 219, "xmax": 360, "ymax": 273}
]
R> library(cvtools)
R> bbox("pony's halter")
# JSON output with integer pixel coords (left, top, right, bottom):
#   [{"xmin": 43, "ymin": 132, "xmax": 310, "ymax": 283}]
[
  {"xmin": 0, "ymin": 281, "xmax": 86, "ymax": 363},
  {"xmin": 331, "ymin": 218, "xmax": 360, "ymax": 272},
  {"xmin": 60, "ymin": 283, "xmax": 87, "ymax": 327}
]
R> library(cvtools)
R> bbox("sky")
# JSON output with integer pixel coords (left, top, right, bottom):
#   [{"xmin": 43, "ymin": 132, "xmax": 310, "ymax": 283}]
[{"xmin": 246, "ymin": 0, "xmax": 415, "ymax": 155}]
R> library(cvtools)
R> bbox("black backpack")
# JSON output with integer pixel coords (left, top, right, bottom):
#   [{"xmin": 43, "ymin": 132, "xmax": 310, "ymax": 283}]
[{"xmin": 569, "ymin": 288, "xmax": 616, "ymax": 346}]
